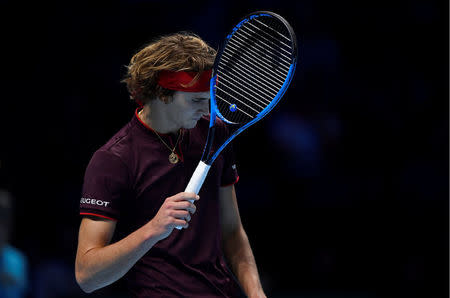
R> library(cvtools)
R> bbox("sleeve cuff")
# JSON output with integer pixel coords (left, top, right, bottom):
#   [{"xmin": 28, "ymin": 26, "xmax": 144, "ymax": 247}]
[
  {"xmin": 221, "ymin": 176, "xmax": 240, "ymax": 187},
  {"xmin": 80, "ymin": 212, "xmax": 117, "ymax": 221}
]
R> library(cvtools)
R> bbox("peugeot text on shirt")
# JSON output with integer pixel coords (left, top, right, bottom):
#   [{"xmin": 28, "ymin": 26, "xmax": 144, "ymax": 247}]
[{"xmin": 80, "ymin": 197, "xmax": 111, "ymax": 207}]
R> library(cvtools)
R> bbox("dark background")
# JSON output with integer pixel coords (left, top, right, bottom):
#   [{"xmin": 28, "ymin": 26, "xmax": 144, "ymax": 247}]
[{"xmin": 1, "ymin": 0, "xmax": 448, "ymax": 297}]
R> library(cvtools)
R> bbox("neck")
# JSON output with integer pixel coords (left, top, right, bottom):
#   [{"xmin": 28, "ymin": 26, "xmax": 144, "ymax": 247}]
[{"xmin": 138, "ymin": 103, "xmax": 179, "ymax": 134}]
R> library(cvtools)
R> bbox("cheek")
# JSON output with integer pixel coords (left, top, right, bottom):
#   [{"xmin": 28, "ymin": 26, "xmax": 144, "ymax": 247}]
[
  {"xmin": 176, "ymin": 105, "xmax": 194, "ymax": 123},
  {"xmin": 184, "ymin": 103, "xmax": 198, "ymax": 115}
]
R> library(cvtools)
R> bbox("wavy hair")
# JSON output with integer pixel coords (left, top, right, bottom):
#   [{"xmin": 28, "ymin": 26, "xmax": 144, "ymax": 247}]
[{"xmin": 121, "ymin": 32, "xmax": 216, "ymax": 104}]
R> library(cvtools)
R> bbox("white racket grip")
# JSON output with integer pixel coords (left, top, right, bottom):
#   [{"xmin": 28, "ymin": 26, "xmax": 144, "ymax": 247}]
[
  {"xmin": 185, "ymin": 161, "xmax": 211, "ymax": 199},
  {"xmin": 175, "ymin": 161, "xmax": 211, "ymax": 230}
]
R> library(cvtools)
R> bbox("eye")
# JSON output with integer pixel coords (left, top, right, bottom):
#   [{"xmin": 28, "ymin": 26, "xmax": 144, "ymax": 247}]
[{"xmin": 192, "ymin": 98, "xmax": 209, "ymax": 103}]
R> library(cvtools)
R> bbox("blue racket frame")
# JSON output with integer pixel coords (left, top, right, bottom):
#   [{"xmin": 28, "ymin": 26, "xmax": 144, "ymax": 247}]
[{"xmin": 202, "ymin": 11, "xmax": 298, "ymax": 165}]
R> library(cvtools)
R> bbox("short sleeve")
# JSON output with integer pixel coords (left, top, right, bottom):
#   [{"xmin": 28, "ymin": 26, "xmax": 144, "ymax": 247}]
[
  {"xmin": 215, "ymin": 121, "xmax": 239, "ymax": 187},
  {"xmin": 220, "ymin": 143, "xmax": 239, "ymax": 187},
  {"xmin": 80, "ymin": 150, "xmax": 130, "ymax": 220}
]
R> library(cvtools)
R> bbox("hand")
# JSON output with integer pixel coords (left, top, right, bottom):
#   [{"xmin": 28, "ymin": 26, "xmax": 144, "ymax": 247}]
[{"xmin": 149, "ymin": 192, "xmax": 199, "ymax": 240}]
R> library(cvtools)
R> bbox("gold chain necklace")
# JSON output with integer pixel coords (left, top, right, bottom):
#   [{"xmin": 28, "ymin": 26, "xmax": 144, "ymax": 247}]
[{"xmin": 153, "ymin": 129, "xmax": 182, "ymax": 164}]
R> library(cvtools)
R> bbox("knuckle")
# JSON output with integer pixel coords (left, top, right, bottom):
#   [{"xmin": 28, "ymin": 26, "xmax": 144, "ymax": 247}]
[{"xmin": 183, "ymin": 192, "xmax": 195, "ymax": 200}]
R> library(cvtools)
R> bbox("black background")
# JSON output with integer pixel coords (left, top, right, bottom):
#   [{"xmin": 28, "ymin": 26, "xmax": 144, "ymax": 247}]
[{"xmin": 1, "ymin": 0, "xmax": 448, "ymax": 297}]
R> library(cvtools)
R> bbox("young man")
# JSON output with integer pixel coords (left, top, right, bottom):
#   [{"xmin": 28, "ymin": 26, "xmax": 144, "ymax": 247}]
[{"xmin": 75, "ymin": 32, "xmax": 266, "ymax": 297}]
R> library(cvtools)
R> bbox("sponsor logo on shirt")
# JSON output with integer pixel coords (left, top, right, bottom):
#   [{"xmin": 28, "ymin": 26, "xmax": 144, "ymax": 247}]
[{"xmin": 80, "ymin": 197, "xmax": 110, "ymax": 207}]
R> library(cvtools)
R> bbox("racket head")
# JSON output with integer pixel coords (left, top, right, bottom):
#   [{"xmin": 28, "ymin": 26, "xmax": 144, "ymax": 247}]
[
  {"xmin": 211, "ymin": 11, "xmax": 297, "ymax": 125},
  {"xmin": 204, "ymin": 11, "xmax": 298, "ymax": 164}
]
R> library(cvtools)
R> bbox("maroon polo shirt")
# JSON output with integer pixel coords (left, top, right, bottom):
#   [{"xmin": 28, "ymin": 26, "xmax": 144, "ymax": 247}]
[{"xmin": 80, "ymin": 109, "xmax": 242, "ymax": 297}]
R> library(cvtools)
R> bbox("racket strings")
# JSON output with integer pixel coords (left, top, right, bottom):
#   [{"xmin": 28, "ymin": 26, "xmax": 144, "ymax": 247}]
[
  {"xmin": 220, "ymin": 54, "xmax": 281, "ymax": 95},
  {"xmin": 253, "ymin": 18, "xmax": 292, "ymax": 43},
  {"xmin": 229, "ymin": 24, "xmax": 291, "ymax": 69},
  {"xmin": 223, "ymin": 39, "xmax": 289, "ymax": 84},
  {"xmin": 239, "ymin": 25, "xmax": 292, "ymax": 62},
  {"xmin": 216, "ymin": 71, "xmax": 270, "ymax": 107},
  {"xmin": 215, "ymin": 15, "xmax": 294, "ymax": 124}
]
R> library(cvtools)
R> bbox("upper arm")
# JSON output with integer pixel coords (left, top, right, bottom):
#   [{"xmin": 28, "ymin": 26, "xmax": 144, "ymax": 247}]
[
  {"xmin": 219, "ymin": 185, "xmax": 243, "ymax": 238},
  {"xmin": 75, "ymin": 217, "xmax": 118, "ymax": 290},
  {"xmin": 76, "ymin": 217, "xmax": 117, "ymax": 261}
]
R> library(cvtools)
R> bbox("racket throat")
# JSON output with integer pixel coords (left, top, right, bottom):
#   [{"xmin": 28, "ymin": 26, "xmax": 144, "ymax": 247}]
[{"xmin": 201, "ymin": 126, "xmax": 216, "ymax": 162}]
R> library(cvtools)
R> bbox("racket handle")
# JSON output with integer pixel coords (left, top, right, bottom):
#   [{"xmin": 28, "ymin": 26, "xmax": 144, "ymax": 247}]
[
  {"xmin": 185, "ymin": 161, "xmax": 211, "ymax": 198},
  {"xmin": 175, "ymin": 161, "xmax": 211, "ymax": 230}
]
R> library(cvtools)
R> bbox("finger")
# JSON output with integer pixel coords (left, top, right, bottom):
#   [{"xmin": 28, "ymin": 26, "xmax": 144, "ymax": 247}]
[
  {"xmin": 172, "ymin": 192, "xmax": 200, "ymax": 202},
  {"xmin": 173, "ymin": 219, "xmax": 189, "ymax": 229},
  {"xmin": 170, "ymin": 210, "xmax": 190, "ymax": 220},
  {"xmin": 189, "ymin": 203, "xmax": 196, "ymax": 214},
  {"xmin": 172, "ymin": 201, "xmax": 196, "ymax": 214}
]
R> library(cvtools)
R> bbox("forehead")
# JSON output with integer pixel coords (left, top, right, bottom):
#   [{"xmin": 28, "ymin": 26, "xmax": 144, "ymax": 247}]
[{"xmin": 175, "ymin": 91, "xmax": 210, "ymax": 99}]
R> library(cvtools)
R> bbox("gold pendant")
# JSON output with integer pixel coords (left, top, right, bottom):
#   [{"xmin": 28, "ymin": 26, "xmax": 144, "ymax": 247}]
[{"xmin": 169, "ymin": 152, "xmax": 179, "ymax": 164}]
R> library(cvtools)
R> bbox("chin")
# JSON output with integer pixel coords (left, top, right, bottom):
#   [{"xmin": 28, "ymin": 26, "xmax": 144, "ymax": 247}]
[{"xmin": 186, "ymin": 118, "xmax": 202, "ymax": 129}]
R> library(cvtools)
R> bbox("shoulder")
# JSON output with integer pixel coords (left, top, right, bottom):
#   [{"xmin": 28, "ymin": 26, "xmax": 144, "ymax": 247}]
[
  {"xmin": 101, "ymin": 122, "xmax": 135, "ymax": 155},
  {"xmin": 85, "ymin": 121, "xmax": 138, "ymax": 176},
  {"xmin": 91, "ymin": 117, "xmax": 141, "ymax": 165}
]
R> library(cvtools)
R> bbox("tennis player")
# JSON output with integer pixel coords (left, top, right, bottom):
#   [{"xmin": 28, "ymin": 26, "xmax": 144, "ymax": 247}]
[{"xmin": 75, "ymin": 32, "xmax": 266, "ymax": 298}]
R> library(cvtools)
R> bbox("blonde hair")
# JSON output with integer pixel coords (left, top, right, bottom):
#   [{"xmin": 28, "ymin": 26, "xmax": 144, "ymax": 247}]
[{"xmin": 122, "ymin": 32, "xmax": 216, "ymax": 104}]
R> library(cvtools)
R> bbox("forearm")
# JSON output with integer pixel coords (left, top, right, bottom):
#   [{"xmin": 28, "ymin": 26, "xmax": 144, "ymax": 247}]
[
  {"xmin": 75, "ymin": 222, "xmax": 159, "ymax": 293},
  {"xmin": 76, "ymin": 192, "xmax": 197, "ymax": 293},
  {"xmin": 224, "ymin": 227, "xmax": 265, "ymax": 298}
]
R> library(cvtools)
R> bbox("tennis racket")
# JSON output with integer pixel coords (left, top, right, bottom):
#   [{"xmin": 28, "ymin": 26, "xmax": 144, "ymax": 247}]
[{"xmin": 177, "ymin": 11, "xmax": 298, "ymax": 228}]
